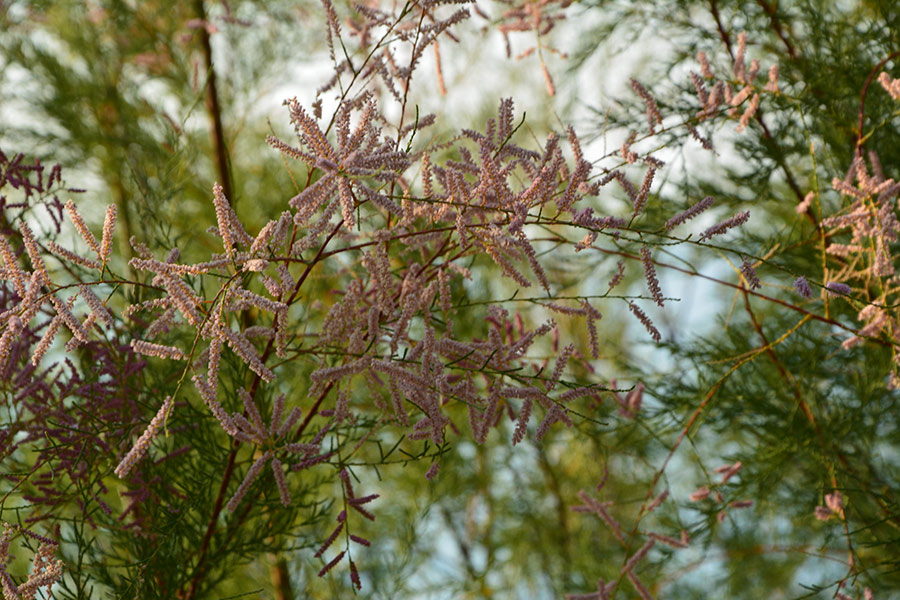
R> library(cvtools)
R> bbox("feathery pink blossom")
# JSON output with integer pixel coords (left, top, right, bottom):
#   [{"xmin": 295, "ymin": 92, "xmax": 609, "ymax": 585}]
[{"xmin": 115, "ymin": 396, "xmax": 174, "ymax": 478}]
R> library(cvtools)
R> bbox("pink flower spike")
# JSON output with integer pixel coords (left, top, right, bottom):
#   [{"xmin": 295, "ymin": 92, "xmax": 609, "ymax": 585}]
[
  {"xmin": 796, "ymin": 191, "xmax": 814, "ymax": 214},
  {"xmin": 272, "ymin": 458, "xmax": 291, "ymax": 507},
  {"xmin": 689, "ymin": 487, "xmax": 710, "ymax": 502},
  {"xmin": 317, "ymin": 551, "xmax": 345, "ymax": 577},
  {"xmin": 698, "ymin": 210, "xmax": 750, "ymax": 241},
  {"xmin": 715, "ymin": 461, "xmax": 742, "ymax": 483},
  {"xmin": 65, "ymin": 199, "xmax": 101, "ymax": 256},
  {"xmin": 100, "ymin": 203, "xmax": 117, "ymax": 262},
  {"xmin": 314, "ymin": 521, "xmax": 344, "ymax": 558},
  {"xmin": 350, "ymin": 559, "xmax": 361, "ymax": 590},
  {"xmin": 825, "ymin": 491, "xmax": 843, "ymax": 513},
  {"xmin": 114, "ymin": 396, "xmax": 174, "ymax": 478},
  {"xmin": 225, "ymin": 450, "xmax": 273, "ymax": 512},
  {"xmin": 348, "ymin": 494, "xmax": 379, "ymax": 507},
  {"xmin": 640, "ymin": 246, "xmax": 664, "ymax": 307}
]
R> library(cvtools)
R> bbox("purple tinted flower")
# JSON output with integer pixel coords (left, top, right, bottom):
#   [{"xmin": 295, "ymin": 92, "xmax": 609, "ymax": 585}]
[
  {"xmin": 794, "ymin": 276, "xmax": 813, "ymax": 298},
  {"xmin": 699, "ymin": 210, "xmax": 749, "ymax": 241},
  {"xmin": 740, "ymin": 260, "xmax": 761, "ymax": 289},
  {"xmin": 826, "ymin": 282, "xmax": 851, "ymax": 296},
  {"xmin": 317, "ymin": 550, "xmax": 345, "ymax": 577}
]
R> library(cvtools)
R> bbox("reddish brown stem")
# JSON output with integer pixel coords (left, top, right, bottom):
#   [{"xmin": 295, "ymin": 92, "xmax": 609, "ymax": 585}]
[
  {"xmin": 196, "ymin": 0, "xmax": 233, "ymax": 202},
  {"xmin": 755, "ymin": 0, "xmax": 797, "ymax": 60},
  {"xmin": 180, "ymin": 444, "xmax": 238, "ymax": 599},
  {"xmin": 708, "ymin": 0, "xmax": 805, "ymax": 205}
]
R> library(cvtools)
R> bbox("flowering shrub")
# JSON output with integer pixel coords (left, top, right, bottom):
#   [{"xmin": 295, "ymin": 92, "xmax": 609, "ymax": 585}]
[{"xmin": 1, "ymin": 1, "xmax": 900, "ymax": 598}]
